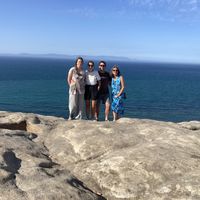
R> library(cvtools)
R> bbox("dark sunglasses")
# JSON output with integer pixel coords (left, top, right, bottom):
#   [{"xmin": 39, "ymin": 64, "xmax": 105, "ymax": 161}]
[{"xmin": 88, "ymin": 64, "xmax": 94, "ymax": 67}]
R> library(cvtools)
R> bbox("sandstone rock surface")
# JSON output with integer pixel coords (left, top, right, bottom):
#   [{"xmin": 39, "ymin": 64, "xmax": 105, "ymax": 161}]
[{"xmin": 0, "ymin": 111, "xmax": 200, "ymax": 200}]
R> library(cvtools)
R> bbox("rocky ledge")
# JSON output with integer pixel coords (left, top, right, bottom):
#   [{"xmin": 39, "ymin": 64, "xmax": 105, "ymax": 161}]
[{"xmin": 0, "ymin": 111, "xmax": 200, "ymax": 200}]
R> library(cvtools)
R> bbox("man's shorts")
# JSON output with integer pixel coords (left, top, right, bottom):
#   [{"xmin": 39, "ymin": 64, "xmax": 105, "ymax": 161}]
[
  {"xmin": 97, "ymin": 93, "xmax": 110, "ymax": 105},
  {"xmin": 84, "ymin": 85, "xmax": 98, "ymax": 100}
]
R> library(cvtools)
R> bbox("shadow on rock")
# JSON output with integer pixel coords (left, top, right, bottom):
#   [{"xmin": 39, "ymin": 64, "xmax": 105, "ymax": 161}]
[
  {"xmin": 0, "ymin": 121, "xmax": 27, "ymax": 131},
  {"xmin": 3, "ymin": 149, "xmax": 21, "ymax": 174},
  {"xmin": 67, "ymin": 177, "xmax": 106, "ymax": 200}
]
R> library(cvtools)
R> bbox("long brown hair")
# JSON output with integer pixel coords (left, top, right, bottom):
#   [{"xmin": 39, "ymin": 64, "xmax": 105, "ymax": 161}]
[{"xmin": 74, "ymin": 57, "xmax": 84, "ymax": 67}]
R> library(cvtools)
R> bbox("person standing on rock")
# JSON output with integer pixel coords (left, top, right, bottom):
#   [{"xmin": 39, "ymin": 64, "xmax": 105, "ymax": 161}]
[
  {"xmin": 67, "ymin": 57, "xmax": 85, "ymax": 120},
  {"xmin": 85, "ymin": 61, "xmax": 101, "ymax": 121},
  {"xmin": 96, "ymin": 61, "xmax": 111, "ymax": 121},
  {"xmin": 111, "ymin": 65, "xmax": 125, "ymax": 121}
]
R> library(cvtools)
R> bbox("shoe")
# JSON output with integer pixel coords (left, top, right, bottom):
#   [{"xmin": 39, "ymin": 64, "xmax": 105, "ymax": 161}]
[
  {"xmin": 75, "ymin": 114, "xmax": 82, "ymax": 120},
  {"xmin": 91, "ymin": 117, "xmax": 98, "ymax": 121},
  {"xmin": 86, "ymin": 115, "xmax": 90, "ymax": 120}
]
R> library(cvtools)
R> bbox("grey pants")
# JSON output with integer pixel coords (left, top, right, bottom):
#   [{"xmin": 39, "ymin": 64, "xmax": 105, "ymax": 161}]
[{"xmin": 68, "ymin": 92, "xmax": 84, "ymax": 119}]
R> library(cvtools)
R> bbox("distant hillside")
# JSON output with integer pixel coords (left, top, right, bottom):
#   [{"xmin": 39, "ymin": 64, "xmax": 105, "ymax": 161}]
[{"xmin": 0, "ymin": 53, "xmax": 131, "ymax": 61}]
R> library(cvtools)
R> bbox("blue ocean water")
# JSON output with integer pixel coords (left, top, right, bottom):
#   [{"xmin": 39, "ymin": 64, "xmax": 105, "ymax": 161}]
[{"xmin": 0, "ymin": 56, "xmax": 200, "ymax": 122}]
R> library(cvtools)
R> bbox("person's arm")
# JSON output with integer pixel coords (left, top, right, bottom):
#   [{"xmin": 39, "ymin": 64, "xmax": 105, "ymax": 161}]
[
  {"xmin": 83, "ymin": 72, "xmax": 86, "ymax": 86},
  {"xmin": 97, "ymin": 80, "xmax": 101, "ymax": 91},
  {"xmin": 108, "ymin": 73, "xmax": 112, "ymax": 86},
  {"xmin": 67, "ymin": 68, "xmax": 73, "ymax": 86},
  {"xmin": 96, "ymin": 71, "xmax": 101, "ymax": 90},
  {"xmin": 116, "ymin": 76, "xmax": 125, "ymax": 97}
]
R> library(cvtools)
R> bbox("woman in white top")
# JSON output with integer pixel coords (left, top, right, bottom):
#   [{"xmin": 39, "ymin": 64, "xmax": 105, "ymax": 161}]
[
  {"xmin": 67, "ymin": 57, "xmax": 85, "ymax": 120},
  {"xmin": 85, "ymin": 61, "xmax": 101, "ymax": 120}
]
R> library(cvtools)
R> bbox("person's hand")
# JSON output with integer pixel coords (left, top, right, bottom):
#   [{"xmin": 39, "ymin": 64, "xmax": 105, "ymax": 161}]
[
  {"xmin": 114, "ymin": 94, "xmax": 119, "ymax": 98},
  {"xmin": 70, "ymin": 80, "xmax": 76, "ymax": 85},
  {"xmin": 97, "ymin": 86, "xmax": 100, "ymax": 91}
]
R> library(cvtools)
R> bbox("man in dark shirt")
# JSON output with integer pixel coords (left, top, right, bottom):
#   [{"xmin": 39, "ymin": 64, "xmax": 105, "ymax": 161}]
[{"xmin": 96, "ymin": 61, "xmax": 111, "ymax": 121}]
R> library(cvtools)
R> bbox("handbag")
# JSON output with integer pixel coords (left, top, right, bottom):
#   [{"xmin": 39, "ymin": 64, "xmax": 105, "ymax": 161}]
[{"xmin": 122, "ymin": 92, "xmax": 127, "ymax": 99}]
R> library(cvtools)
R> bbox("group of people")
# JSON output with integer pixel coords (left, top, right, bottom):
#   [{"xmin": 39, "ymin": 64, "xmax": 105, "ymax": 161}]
[{"xmin": 67, "ymin": 57, "xmax": 125, "ymax": 121}]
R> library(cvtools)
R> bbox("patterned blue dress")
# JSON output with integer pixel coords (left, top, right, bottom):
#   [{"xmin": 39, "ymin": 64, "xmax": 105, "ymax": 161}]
[{"xmin": 111, "ymin": 76, "xmax": 124, "ymax": 114}]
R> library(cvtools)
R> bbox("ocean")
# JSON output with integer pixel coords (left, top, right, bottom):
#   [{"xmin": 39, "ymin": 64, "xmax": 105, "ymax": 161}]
[{"xmin": 0, "ymin": 56, "xmax": 200, "ymax": 122}]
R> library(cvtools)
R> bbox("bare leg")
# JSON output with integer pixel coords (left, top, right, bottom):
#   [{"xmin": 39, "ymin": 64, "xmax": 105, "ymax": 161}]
[
  {"xmin": 96, "ymin": 101, "xmax": 100, "ymax": 120},
  {"xmin": 86, "ymin": 100, "xmax": 90, "ymax": 119},
  {"xmin": 91, "ymin": 100, "xmax": 97, "ymax": 120},
  {"xmin": 113, "ymin": 111, "xmax": 118, "ymax": 121},
  {"xmin": 105, "ymin": 102, "xmax": 110, "ymax": 121}
]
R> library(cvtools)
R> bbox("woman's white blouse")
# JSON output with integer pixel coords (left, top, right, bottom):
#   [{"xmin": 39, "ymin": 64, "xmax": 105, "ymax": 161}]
[{"xmin": 85, "ymin": 70, "xmax": 101, "ymax": 85}]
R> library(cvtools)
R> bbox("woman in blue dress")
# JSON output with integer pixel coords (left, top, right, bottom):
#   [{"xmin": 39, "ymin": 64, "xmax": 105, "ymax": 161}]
[{"xmin": 111, "ymin": 65, "xmax": 125, "ymax": 121}]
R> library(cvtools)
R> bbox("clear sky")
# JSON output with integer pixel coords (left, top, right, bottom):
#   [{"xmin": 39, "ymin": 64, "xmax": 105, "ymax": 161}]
[{"xmin": 0, "ymin": 0, "xmax": 200, "ymax": 63}]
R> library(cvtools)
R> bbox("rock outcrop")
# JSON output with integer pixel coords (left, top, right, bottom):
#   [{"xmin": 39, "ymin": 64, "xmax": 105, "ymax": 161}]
[{"xmin": 0, "ymin": 111, "xmax": 200, "ymax": 200}]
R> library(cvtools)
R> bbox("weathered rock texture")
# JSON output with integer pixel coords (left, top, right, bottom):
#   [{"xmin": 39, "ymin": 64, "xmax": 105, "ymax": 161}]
[{"xmin": 0, "ymin": 111, "xmax": 200, "ymax": 200}]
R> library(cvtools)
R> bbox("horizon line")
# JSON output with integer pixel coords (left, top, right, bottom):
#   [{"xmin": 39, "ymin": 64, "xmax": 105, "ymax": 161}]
[{"xmin": 0, "ymin": 53, "xmax": 200, "ymax": 65}]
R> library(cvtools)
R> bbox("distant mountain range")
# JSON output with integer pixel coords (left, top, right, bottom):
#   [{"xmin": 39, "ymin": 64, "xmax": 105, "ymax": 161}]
[
  {"xmin": 0, "ymin": 53, "xmax": 131, "ymax": 61},
  {"xmin": 1, "ymin": 53, "xmax": 199, "ymax": 65}
]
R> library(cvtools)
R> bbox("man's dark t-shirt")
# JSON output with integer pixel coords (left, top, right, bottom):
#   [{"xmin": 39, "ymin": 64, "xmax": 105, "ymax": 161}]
[{"xmin": 98, "ymin": 70, "xmax": 111, "ymax": 95}]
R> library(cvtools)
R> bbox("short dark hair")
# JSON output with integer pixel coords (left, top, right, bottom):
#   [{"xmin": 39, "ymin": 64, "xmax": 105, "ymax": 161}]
[
  {"xmin": 110, "ymin": 65, "xmax": 121, "ymax": 77},
  {"xmin": 88, "ymin": 60, "xmax": 94, "ymax": 66},
  {"xmin": 99, "ymin": 60, "xmax": 106, "ymax": 66}
]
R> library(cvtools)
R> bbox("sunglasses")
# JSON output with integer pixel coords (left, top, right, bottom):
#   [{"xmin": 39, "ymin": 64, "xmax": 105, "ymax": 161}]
[
  {"xmin": 88, "ymin": 64, "xmax": 94, "ymax": 67},
  {"xmin": 99, "ymin": 64, "xmax": 105, "ymax": 67}
]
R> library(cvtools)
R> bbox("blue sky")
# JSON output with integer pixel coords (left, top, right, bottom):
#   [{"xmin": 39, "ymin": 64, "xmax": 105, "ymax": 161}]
[{"xmin": 0, "ymin": 0, "xmax": 200, "ymax": 63}]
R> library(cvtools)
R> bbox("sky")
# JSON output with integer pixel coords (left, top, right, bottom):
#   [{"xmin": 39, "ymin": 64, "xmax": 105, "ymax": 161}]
[{"xmin": 0, "ymin": 0, "xmax": 200, "ymax": 63}]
